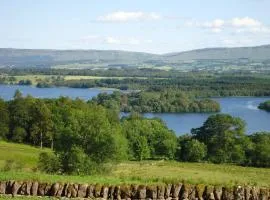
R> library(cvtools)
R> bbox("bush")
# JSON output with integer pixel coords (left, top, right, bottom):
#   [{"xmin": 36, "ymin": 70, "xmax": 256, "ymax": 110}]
[
  {"xmin": 38, "ymin": 152, "xmax": 62, "ymax": 174},
  {"xmin": 180, "ymin": 139, "xmax": 207, "ymax": 162}
]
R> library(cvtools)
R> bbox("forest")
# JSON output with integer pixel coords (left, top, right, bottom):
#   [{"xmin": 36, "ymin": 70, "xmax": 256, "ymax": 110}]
[
  {"xmin": 2, "ymin": 67, "xmax": 270, "ymax": 97},
  {"xmin": 92, "ymin": 91, "xmax": 220, "ymax": 113},
  {"xmin": 0, "ymin": 91, "xmax": 269, "ymax": 176}
]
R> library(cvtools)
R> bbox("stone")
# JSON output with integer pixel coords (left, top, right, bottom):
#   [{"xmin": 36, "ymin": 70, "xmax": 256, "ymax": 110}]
[
  {"xmin": 234, "ymin": 186, "xmax": 245, "ymax": 200},
  {"xmin": 114, "ymin": 185, "xmax": 121, "ymax": 200},
  {"xmin": 102, "ymin": 186, "xmax": 109, "ymax": 199},
  {"xmin": 87, "ymin": 185, "xmax": 95, "ymax": 198},
  {"xmin": 131, "ymin": 184, "xmax": 139, "ymax": 199},
  {"xmin": 51, "ymin": 183, "xmax": 60, "ymax": 196},
  {"xmin": 56, "ymin": 183, "xmax": 64, "ymax": 197},
  {"xmin": 66, "ymin": 183, "xmax": 73, "ymax": 198},
  {"xmin": 250, "ymin": 187, "xmax": 259, "ymax": 200},
  {"xmin": 94, "ymin": 184, "xmax": 102, "ymax": 198},
  {"xmin": 203, "ymin": 186, "xmax": 215, "ymax": 200},
  {"xmin": 6, "ymin": 180, "xmax": 15, "ymax": 194},
  {"xmin": 165, "ymin": 184, "xmax": 172, "ymax": 199},
  {"xmin": 0, "ymin": 181, "xmax": 6, "ymax": 194},
  {"xmin": 77, "ymin": 183, "xmax": 88, "ymax": 198},
  {"xmin": 19, "ymin": 182, "xmax": 27, "ymax": 195},
  {"xmin": 121, "ymin": 185, "xmax": 132, "ymax": 199},
  {"xmin": 157, "ymin": 185, "xmax": 165, "ymax": 199},
  {"xmin": 214, "ymin": 186, "xmax": 223, "ymax": 200},
  {"xmin": 259, "ymin": 188, "xmax": 269, "ymax": 200},
  {"xmin": 44, "ymin": 183, "xmax": 52, "ymax": 195},
  {"xmin": 37, "ymin": 182, "xmax": 47, "ymax": 196},
  {"xmin": 12, "ymin": 181, "xmax": 22, "ymax": 196},
  {"xmin": 25, "ymin": 181, "xmax": 32, "ymax": 195},
  {"xmin": 108, "ymin": 186, "xmax": 115, "ymax": 200},
  {"xmin": 221, "ymin": 187, "xmax": 234, "ymax": 200},
  {"xmin": 71, "ymin": 183, "xmax": 78, "ymax": 198},
  {"xmin": 31, "ymin": 181, "xmax": 38, "ymax": 196},
  {"xmin": 171, "ymin": 183, "xmax": 182, "ymax": 199},
  {"xmin": 138, "ymin": 185, "xmax": 147, "ymax": 199},
  {"xmin": 146, "ymin": 185, "xmax": 158, "ymax": 199}
]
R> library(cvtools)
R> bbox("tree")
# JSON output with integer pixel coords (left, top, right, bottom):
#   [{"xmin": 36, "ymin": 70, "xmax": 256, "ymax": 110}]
[
  {"xmin": 30, "ymin": 99, "xmax": 53, "ymax": 148},
  {"xmin": 247, "ymin": 132, "xmax": 270, "ymax": 167},
  {"xmin": 0, "ymin": 99, "xmax": 9, "ymax": 140},
  {"xmin": 122, "ymin": 115, "xmax": 177, "ymax": 160},
  {"xmin": 180, "ymin": 139, "xmax": 207, "ymax": 162},
  {"xmin": 192, "ymin": 114, "xmax": 246, "ymax": 164}
]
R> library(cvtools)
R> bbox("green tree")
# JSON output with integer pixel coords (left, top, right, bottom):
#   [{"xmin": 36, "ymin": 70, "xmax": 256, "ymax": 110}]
[
  {"xmin": 248, "ymin": 132, "xmax": 270, "ymax": 167},
  {"xmin": 192, "ymin": 114, "xmax": 246, "ymax": 164},
  {"xmin": 30, "ymin": 99, "xmax": 53, "ymax": 148},
  {"xmin": 0, "ymin": 99, "xmax": 9, "ymax": 140},
  {"xmin": 180, "ymin": 139, "xmax": 207, "ymax": 162}
]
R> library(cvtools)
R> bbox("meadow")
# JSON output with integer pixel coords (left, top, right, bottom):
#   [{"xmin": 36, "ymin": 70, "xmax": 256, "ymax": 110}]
[{"xmin": 0, "ymin": 141, "xmax": 269, "ymax": 187}]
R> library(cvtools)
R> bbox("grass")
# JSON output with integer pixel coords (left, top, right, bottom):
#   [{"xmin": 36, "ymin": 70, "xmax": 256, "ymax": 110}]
[
  {"xmin": 0, "ymin": 141, "xmax": 50, "ymax": 171},
  {"xmin": 0, "ymin": 141, "xmax": 269, "ymax": 187},
  {"xmin": 0, "ymin": 195, "xmax": 53, "ymax": 199}
]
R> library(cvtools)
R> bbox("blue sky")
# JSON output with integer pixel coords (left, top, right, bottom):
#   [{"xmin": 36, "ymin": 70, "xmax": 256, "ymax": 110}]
[{"xmin": 1, "ymin": 0, "xmax": 270, "ymax": 53}]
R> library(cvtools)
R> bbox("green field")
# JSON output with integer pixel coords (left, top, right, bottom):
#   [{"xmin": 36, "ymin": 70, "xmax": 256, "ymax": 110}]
[
  {"xmin": 8, "ymin": 75, "xmax": 150, "ymax": 85},
  {"xmin": 0, "ymin": 141, "xmax": 269, "ymax": 187}
]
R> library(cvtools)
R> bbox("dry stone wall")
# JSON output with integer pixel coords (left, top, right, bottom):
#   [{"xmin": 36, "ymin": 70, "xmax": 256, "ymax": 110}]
[{"xmin": 0, "ymin": 180, "xmax": 269, "ymax": 199}]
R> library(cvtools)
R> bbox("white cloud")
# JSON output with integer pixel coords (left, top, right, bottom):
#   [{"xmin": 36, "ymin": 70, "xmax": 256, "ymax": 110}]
[
  {"xmin": 185, "ymin": 17, "xmax": 269, "ymax": 34},
  {"xmin": 231, "ymin": 17, "xmax": 261, "ymax": 27},
  {"xmin": 97, "ymin": 11, "xmax": 161, "ymax": 22},
  {"xmin": 105, "ymin": 37, "xmax": 121, "ymax": 44}
]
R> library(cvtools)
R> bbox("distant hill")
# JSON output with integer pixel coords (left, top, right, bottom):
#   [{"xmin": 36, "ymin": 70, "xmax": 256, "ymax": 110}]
[
  {"xmin": 164, "ymin": 45, "xmax": 270, "ymax": 61},
  {"xmin": 0, "ymin": 44, "xmax": 269, "ymax": 68},
  {"xmin": 0, "ymin": 48, "xmax": 159, "ymax": 67}
]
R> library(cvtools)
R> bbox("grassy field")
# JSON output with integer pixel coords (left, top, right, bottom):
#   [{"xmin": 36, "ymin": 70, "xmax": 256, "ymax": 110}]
[
  {"xmin": 0, "ymin": 141, "xmax": 50, "ymax": 171},
  {"xmin": 0, "ymin": 141, "xmax": 269, "ymax": 187},
  {"xmin": 8, "ymin": 75, "xmax": 150, "ymax": 85}
]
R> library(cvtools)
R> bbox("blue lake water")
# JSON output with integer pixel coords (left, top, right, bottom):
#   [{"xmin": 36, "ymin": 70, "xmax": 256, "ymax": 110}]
[{"xmin": 1, "ymin": 85, "xmax": 270, "ymax": 135}]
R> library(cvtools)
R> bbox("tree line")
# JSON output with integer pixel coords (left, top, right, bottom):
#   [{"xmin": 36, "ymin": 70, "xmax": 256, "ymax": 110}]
[
  {"xmin": 93, "ymin": 91, "xmax": 220, "ymax": 113},
  {"xmin": 258, "ymin": 100, "xmax": 270, "ymax": 112},
  {"xmin": 0, "ymin": 92, "xmax": 269, "ymax": 176}
]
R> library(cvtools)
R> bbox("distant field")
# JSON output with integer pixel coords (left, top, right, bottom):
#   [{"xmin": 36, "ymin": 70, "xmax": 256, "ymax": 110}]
[
  {"xmin": 7, "ymin": 75, "xmax": 150, "ymax": 85},
  {"xmin": 0, "ymin": 142, "xmax": 269, "ymax": 187}
]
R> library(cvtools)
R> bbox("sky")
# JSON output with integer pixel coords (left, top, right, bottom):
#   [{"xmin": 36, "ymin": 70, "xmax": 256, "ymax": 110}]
[{"xmin": 1, "ymin": 0, "xmax": 270, "ymax": 54}]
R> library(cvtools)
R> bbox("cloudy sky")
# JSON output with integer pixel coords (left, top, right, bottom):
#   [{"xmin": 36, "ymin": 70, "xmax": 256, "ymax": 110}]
[{"xmin": 1, "ymin": 0, "xmax": 270, "ymax": 53}]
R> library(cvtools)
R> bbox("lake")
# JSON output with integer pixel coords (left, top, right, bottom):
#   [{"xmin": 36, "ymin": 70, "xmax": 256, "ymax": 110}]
[{"xmin": 1, "ymin": 84, "xmax": 270, "ymax": 135}]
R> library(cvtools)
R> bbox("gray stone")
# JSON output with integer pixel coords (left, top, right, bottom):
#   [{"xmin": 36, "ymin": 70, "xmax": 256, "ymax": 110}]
[
  {"xmin": 51, "ymin": 183, "xmax": 59, "ymax": 196},
  {"xmin": 138, "ymin": 185, "xmax": 147, "ymax": 199},
  {"xmin": 157, "ymin": 185, "xmax": 165, "ymax": 199},
  {"xmin": 12, "ymin": 181, "xmax": 22, "ymax": 196},
  {"xmin": 0, "ymin": 181, "xmax": 6, "ymax": 194},
  {"xmin": 172, "ymin": 183, "xmax": 182, "ymax": 199},
  {"xmin": 56, "ymin": 183, "xmax": 64, "ymax": 197},
  {"xmin": 102, "ymin": 186, "xmax": 109, "ymax": 199},
  {"xmin": 87, "ymin": 185, "xmax": 95, "ymax": 198},
  {"xmin": 37, "ymin": 182, "xmax": 47, "ymax": 196},
  {"xmin": 77, "ymin": 183, "xmax": 88, "ymax": 198},
  {"xmin": 31, "ymin": 181, "xmax": 38, "ymax": 196},
  {"xmin": 146, "ymin": 186, "xmax": 158, "ymax": 199},
  {"xmin": 165, "ymin": 184, "xmax": 172, "ymax": 199}
]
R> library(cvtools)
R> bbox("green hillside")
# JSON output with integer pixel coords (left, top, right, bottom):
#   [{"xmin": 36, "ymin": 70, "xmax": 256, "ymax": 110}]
[
  {"xmin": 0, "ymin": 141, "xmax": 269, "ymax": 187},
  {"xmin": 0, "ymin": 141, "xmax": 50, "ymax": 171}
]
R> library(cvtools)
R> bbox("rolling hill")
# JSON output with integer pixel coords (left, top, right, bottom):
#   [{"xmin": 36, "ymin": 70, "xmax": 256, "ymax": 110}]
[{"xmin": 0, "ymin": 44, "xmax": 270, "ymax": 68}]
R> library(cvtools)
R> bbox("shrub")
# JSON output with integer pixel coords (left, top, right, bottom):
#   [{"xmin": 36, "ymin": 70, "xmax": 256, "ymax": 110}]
[{"xmin": 38, "ymin": 152, "xmax": 62, "ymax": 174}]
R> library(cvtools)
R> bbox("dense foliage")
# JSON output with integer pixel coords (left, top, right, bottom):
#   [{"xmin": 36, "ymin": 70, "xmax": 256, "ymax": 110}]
[
  {"xmin": 258, "ymin": 100, "xmax": 270, "ymax": 112},
  {"xmin": 93, "ymin": 91, "xmax": 220, "ymax": 113},
  {"xmin": 0, "ymin": 92, "xmax": 269, "ymax": 175},
  {"xmin": 2, "ymin": 68, "xmax": 270, "ymax": 97}
]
